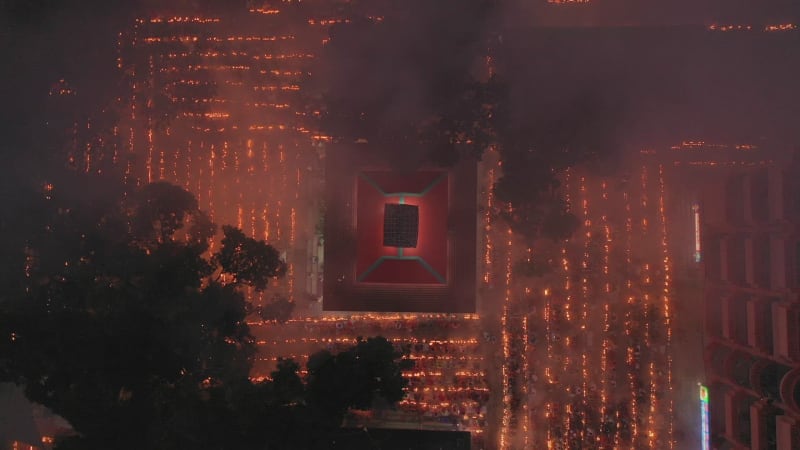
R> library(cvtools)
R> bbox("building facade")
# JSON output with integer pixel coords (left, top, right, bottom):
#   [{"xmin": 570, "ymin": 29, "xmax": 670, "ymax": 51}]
[{"xmin": 702, "ymin": 151, "xmax": 800, "ymax": 449}]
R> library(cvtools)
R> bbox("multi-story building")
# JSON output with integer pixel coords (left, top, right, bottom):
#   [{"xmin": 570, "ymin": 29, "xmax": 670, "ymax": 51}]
[{"xmin": 702, "ymin": 149, "xmax": 800, "ymax": 449}]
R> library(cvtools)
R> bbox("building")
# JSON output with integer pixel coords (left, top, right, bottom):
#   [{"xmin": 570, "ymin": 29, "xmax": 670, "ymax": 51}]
[
  {"xmin": 702, "ymin": 150, "xmax": 800, "ymax": 449},
  {"xmin": 322, "ymin": 143, "xmax": 478, "ymax": 313}
]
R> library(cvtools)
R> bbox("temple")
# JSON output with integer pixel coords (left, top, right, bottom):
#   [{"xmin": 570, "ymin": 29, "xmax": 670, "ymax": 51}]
[{"xmin": 322, "ymin": 143, "xmax": 478, "ymax": 312}]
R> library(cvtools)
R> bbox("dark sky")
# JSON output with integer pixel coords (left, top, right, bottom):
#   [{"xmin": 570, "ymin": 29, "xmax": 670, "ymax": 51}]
[
  {"xmin": 496, "ymin": 26, "xmax": 800, "ymax": 156},
  {"xmin": 516, "ymin": 0, "xmax": 799, "ymax": 27}
]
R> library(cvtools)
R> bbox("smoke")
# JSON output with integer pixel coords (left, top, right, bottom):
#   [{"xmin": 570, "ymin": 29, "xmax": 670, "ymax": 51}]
[
  {"xmin": 310, "ymin": 0, "xmax": 800, "ymax": 176},
  {"xmin": 510, "ymin": 0, "xmax": 799, "ymax": 28},
  {"xmin": 495, "ymin": 21, "xmax": 800, "ymax": 165},
  {"xmin": 312, "ymin": 0, "xmax": 495, "ymax": 169}
]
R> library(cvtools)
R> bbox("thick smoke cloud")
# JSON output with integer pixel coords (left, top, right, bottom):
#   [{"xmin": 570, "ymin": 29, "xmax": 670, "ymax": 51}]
[
  {"xmin": 501, "ymin": 26, "xmax": 800, "ymax": 155},
  {"xmin": 513, "ymin": 0, "xmax": 799, "ymax": 28},
  {"xmin": 313, "ymin": 0, "xmax": 494, "ymax": 169},
  {"xmin": 314, "ymin": 0, "xmax": 800, "ymax": 173},
  {"xmin": 5, "ymin": 0, "xmax": 799, "ymax": 179}
]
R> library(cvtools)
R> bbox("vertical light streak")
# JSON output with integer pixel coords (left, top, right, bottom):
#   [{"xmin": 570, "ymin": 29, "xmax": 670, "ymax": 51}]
[
  {"xmin": 622, "ymin": 181, "xmax": 638, "ymax": 449},
  {"xmin": 196, "ymin": 142, "xmax": 204, "ymax": 204},
  {"xmin": 640, "ymin": 166, "xmax": 648, "ymax": 233},
  {"xmin": 658, "ymin": 164, "xmax": 676, "ymax": 448},
  {"xmin": 693, "ymin": 203, "xmax": 702, "ymax": 262},
  {"xmin": 275, "ymin": 201, "xmax": 282, "ymax": 241},
  {"xmin": 221, "ymin": 141, "xmax": 229, "ymax": 171},
  {"xmin": 126, "ymin": 32, "xmax": 136, "ymax": 187},
  {"xmin": 146, "ymin": 126, "xmax": 153, "ymax": 183},
  {"xmin": 251, "ymin": 204, "xmax": 257, "ymax": 238},
  {"xmin": 499, "ymin": 215, "xmax": 513, "ymax": 450},
  {"xmin": 232, "ymin": 141, "xmax": 239, "ymax": 174},
  {"xmin": 599, "ymin": 180, "xmax": 612, "ymax": 443},
  {"xmin": 563, "ymin": 168, "xmax": 573, "ymax": 324},
  {"xmin": 112, "ymin": 125, "xmax": 119, "ymax": 165},
  {"xmin": 700, "ymin": 385, "xmax": 710, "ymax": 450},
  {"xmin": 643, "ymin": 289, "xmax": 656, "ymax": 448},
  {"xmin": 483, "ymin": 168, "xmax": 495, "ymax": 285},
  {"xmin": 278, "ymin": 144, "xmax": 286, "ymax": 245},
  {"xmin": 185, "ymin": 141, "xmax": 192, "ymax": 190},
  {"xmin": 544, "ymin": 282, "xmax": 555, "ymax": 449},
  {"xmin": 641, "ymin": 164, "xmax": 659, "ymax": 448},
  {"xmin": 263, "ymin": 205, "xmax": 270, "ymax": 241},
  {"xmin": 578, "ymin": 175, "xmax": 591, "ymax": 448},
  {"xmin": 146, "ymin": 54, "xmax": 155, "ymax": 183},
  {"xmin": 69, "ymin": 120, "xmax": 78, "ymax": 168},
  {"xmin": 521, "ymin": 310, "xmax": 530, "ymax": 448},
  {"xmin": 558, "ymin": 169, "xmax": 573, "ymax": 449},
  {"xmin": 262, "ymin": 142, "xmax": 270, "ymax": 242},
  {"xmin": 172, "ymin": 145, "xmax": 180, "ymax": 182},
  {"xmin": 84, "ymin": 141, "xmax": 92, "ymax": 173},
  {"xmin": 289, "ymin": 207, "xmax": 296, "ymax": 300},
  {"xmin": 296, "ymin": 167, "xmax": 301, "ymax": 200},
  {"xmin": 208, "ymin": 145, "xmax": 216, "ymax": 251},
  {"xmin": 84, "ymin": 119, "xmax": 92, "ymax": 173}
]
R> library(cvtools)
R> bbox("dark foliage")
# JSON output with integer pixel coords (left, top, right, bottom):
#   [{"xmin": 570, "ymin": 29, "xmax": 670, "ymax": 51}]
[
  {"xmin": 0, "ymin": 178, "xmax": 409, "ymax": 449},
  {"xmin": 306, "ymin": 336, "xmax": 413, "ymax": 417},
  {"xmin": 258, "ymin": 295, "xmax": 295, "ymax": 324},
  {"xmin": 216, "ymin": 226, "xmax": 287, "ymax": 291}
]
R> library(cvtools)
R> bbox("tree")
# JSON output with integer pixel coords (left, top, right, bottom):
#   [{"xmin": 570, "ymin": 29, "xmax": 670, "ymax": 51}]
[
  {"xmin": 126, "ymin": 181, "xmax": 215, "ymax": 246},
  {"xmin": 0, "ymin": 178, "xmax": 412, "ymax": 449},
  {"xmin": 258, "ymin": 295, "xmax": 295, "ymax": 324},
  {"xmin": 0, "ymin": 179, "xmax": 286, "ymax": 450},
  {"xmin": 216, "ymin": 226, "xmax": 287, "ymax": 291},
  {"xmin": 306, "ymin": 337, "xmax": 413, "ymax": 418},
  {"xmin": 270, "ymin": 358, "xmax": 305, "ymax": 405}
]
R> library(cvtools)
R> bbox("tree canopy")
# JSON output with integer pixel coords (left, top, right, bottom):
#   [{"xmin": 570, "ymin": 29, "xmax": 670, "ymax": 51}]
[
  {"xmin": 306, "ymin": 336, "xmax": 413, "ymax": 417},
  {"xmin": 0, "ymin": 179, "xmax": 276, "ymax": 448},
  {"xmin": 0, "ymin": 178, "xmax": 409, "ymax": 449},
  {"xmin": 258, "ymin": 294, "xmax": 296, "ymax": 324}
]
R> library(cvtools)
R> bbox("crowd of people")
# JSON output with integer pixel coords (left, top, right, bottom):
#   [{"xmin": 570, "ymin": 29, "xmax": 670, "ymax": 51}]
[
  {"xmin": 495, "ymin": 169, "xmax": 676, "ymax": 449},
  {"xmin": 249, "ymin": 167, "xmax": 678, "ymax": 450}
]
